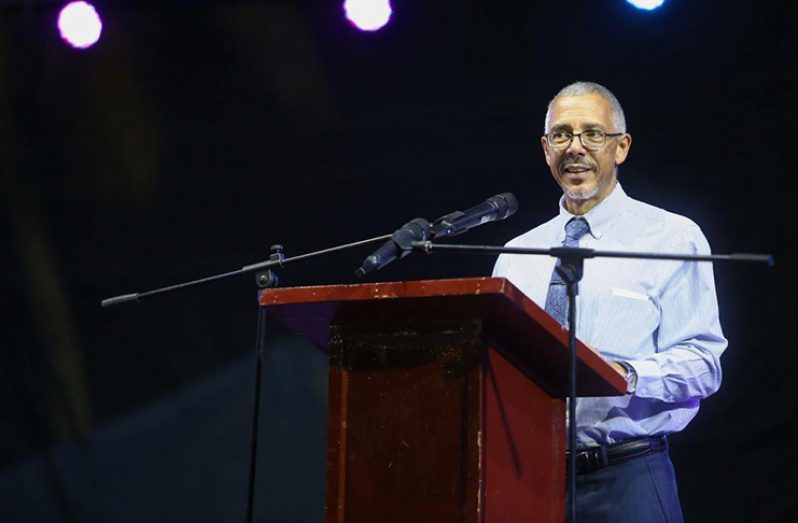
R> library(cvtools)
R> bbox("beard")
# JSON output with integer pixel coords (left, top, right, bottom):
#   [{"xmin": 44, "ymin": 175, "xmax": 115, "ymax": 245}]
[
  {"xmin": 564, "ymin": 184, "xmax": 600, "ymax": 201},
  {"xmin": 559, "ymin": 156, "xmax": 601, "ymax": 201}
]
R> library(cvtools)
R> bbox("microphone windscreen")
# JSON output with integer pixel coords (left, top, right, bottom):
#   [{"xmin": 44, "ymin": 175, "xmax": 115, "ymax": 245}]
[{"xmin": 492, "ymin": 193, "xmax": 519, "ymax": 219}]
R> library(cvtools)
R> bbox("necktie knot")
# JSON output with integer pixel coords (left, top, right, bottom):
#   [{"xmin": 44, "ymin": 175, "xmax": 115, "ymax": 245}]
[{"xmin": 564, "ymin": 218, "xmax": 590, "ymax": 245}]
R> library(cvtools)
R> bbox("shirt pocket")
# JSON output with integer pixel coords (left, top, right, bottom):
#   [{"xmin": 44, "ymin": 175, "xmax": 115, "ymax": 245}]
[{"xmin": 578, "ymin": 293, "xmax": 660, "ymax": 360}]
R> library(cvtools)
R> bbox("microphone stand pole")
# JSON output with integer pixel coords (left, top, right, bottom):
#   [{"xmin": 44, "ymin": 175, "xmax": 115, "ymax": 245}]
[
  {"xmin": 100, "ymin": 234, "xmax": 391, "ymax": 308},
  {"xmin": 411, "ymin": 240, "xmax": 772, "ymax": 523},
  {"xmin": 100, "ymin": 234, "xmax": 391, "ymax": 523}
]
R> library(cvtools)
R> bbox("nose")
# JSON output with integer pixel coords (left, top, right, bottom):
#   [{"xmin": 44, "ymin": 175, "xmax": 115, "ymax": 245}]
[{"xmin": 565, "ymin": 134, "xmax": 588, "ymax": 156}]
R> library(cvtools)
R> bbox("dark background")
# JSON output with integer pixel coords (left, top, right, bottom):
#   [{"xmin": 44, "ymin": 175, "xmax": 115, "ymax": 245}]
[{"xmin": 0, "ymin": 0, "xmax": 796, "ymax": 521}]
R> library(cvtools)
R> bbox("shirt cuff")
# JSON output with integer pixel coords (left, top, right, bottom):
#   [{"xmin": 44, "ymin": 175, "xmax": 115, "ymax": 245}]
[{"xmin": 625, "ymin": 359, "xmax": 661, "ymax": 398}]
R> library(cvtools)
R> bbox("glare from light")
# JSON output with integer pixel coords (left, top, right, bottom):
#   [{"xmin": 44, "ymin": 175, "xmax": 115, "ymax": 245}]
[
  {"xmin": 58, "ymin": 1, "xmax": 103, "ymax": 49},
  {"xmin": 626, "ymin": 0, "xmax": 666, "ymax": 10},
  {"xmin": 344, "ymin": 0, "xmax": 392, "ymax": 32}
]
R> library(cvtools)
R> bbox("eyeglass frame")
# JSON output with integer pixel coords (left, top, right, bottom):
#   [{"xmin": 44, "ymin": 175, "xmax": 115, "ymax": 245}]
[{"xmin": 543, "ymin": 129, "xmax": 625, "ymax": 150}]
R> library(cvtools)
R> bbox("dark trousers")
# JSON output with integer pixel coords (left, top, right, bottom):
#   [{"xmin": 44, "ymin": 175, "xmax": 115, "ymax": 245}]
[{"xmin": 568, "ymin": 449, "xmax": 684, "ymax": 523}]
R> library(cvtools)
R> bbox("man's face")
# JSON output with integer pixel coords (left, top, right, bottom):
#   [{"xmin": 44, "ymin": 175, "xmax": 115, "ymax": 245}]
[{"xmin": 541, "ymin": 93, "xmax": 631, "ymax": 213}]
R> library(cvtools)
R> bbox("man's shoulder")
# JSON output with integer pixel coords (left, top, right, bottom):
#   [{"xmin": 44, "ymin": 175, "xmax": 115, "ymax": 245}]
[
  {"xmin": 620, "ymin": 195, "xmax": 710, "ymax": 253},
  {"xmin": 622, "ymin": 195, "xmax": 702, "ymax": 234}
]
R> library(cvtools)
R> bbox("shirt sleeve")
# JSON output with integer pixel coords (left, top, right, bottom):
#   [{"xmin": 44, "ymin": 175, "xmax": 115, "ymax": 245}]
[{"xmin": 626, "ymin": 224, "xmax": 728, "ymax": 403}]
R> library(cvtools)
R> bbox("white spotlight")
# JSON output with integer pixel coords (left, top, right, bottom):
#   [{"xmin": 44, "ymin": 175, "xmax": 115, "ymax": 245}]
[
  {"xmin": 344, "ymin": 0, "xmax": 392, "ymax": 32},
  {"xmin": 58, "ymin": 1, "xmax": 103, "ymax": 49},
  {"xmin": 626, "ymin": 0, "xmax": 666, "ymax": 11}
]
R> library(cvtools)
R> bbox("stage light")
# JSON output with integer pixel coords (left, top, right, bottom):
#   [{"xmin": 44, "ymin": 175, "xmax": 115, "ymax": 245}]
[
  {"xmin": 344, "ymin": 0, "xmax": 392, "ymax": 32},
  {"xmin": 57, "ymin": 1, "xmax": 103, "ymax": 49},
  {"xmin": 626, "ymin": 0, "xmax": 665, "ymax": 10}
]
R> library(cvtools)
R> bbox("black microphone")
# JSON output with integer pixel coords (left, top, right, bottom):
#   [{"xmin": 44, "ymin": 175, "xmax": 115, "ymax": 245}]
[
  {"xmin": 430, "ymin": 192, "xmax": 518, "ymax": 239},
  {"xmin": 355, "ymin": 218, "xmax": 432, "ymax": 277}
]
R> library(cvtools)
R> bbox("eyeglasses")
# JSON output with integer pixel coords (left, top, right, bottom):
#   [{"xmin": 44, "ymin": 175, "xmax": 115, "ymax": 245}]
[{"xmin": 544, "ymin": 129, "xmax": 624, "ymax": 150}]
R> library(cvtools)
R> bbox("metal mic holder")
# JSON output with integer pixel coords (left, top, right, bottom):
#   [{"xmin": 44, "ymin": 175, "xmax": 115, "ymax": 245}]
[
  {"xmin": 410, "ymin": 240, "xmax": 773, "ymax": 523},
  {"xmin": 100, "ymin": 233, "xmax": 391, "ymax": 523}
]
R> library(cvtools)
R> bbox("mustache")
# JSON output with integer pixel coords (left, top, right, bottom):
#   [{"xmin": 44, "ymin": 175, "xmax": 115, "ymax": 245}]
[{"xmin": 560, "ymin": 156, "xmax": 596, "ymax": 169}]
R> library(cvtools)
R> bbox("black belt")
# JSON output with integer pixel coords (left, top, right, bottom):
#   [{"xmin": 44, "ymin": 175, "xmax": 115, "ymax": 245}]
[{"xmin": 567, "ymin": 436, "xmax": 668, "ymax": 475}]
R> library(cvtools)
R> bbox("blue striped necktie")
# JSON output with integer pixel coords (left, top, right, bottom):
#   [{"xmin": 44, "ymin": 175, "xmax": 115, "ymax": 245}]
[{"xmin": 544, "ymin": 217, "xmax": 591, "ymax": 325}]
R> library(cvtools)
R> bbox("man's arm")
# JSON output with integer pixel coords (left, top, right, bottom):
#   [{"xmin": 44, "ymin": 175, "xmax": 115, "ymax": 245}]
[{"xmin": 620, "ymin": 226, "xmax": 727, "ymax": 402}]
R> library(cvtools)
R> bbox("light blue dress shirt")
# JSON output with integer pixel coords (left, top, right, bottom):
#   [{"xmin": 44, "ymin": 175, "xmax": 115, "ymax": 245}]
[{"xmin": 492, "ymin": 183, "xmax": 728, "ymax": 447}]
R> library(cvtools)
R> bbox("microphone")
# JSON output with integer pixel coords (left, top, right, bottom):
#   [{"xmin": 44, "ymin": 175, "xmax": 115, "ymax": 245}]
[
  {"xmin": 430, "ymin": 192, "xmax": 518, "ymax": 239},
  {"xmin": 355, "ymin": 218, "xmax": 432, "ymax": 277}
]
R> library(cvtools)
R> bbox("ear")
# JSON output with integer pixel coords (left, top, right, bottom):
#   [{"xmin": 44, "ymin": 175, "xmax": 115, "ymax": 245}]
[
  {"xmin": 541, "ymin": 135, "xmax": 554, "ymax": 167},
  {"xmin": 614, "ymin": 133, "xmax": 632, "ymax": 165}
]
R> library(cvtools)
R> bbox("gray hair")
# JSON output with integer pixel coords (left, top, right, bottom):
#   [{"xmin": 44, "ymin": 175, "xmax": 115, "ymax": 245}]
[{"xmin": 544, "ymin": 81, "xmax": 627, "ymax": 133}]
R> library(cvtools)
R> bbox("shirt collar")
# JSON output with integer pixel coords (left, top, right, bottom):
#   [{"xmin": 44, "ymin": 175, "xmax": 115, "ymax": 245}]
[{"xmin": 556, "ymin": 182, "xmax": 629, "ymax": 239}]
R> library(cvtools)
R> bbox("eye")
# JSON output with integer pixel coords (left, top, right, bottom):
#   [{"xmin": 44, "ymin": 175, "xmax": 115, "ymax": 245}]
[
  {"xmin": 549, "ymin": 130, "xmax": 571, "ymax": 144},
  {"xmin": 583, "ymin": 129, "xmax": 603, "ymax": 140}
]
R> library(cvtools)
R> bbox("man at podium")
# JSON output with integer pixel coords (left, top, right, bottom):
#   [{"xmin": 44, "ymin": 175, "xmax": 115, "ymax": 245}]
[{"xmin": 492, "ymin": 81, "xmax": 727, "ymax": 522}]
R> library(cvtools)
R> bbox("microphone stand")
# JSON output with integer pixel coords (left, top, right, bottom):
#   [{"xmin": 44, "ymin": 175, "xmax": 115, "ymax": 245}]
[
  {"xmin": 410, "ymin": 240, "xmax": 773, "ymax": 523},
  {"xmin": 100, "ymin": 234, "xmax": 391, "ymax": 523},
  {"xmin": 100, "ymin": 234, "xmax": 391, "ymax": 308}
]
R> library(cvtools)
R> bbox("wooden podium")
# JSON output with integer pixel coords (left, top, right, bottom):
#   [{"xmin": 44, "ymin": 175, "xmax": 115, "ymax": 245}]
[{"xmin": 259, "ymin": 277, "xmax": 625, "ymax": 523}]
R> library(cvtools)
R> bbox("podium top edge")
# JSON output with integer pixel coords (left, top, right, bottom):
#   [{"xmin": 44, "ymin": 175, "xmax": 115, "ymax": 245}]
[{"xmin": 258, "ymin": 276, "xmax": 517, "ymax": 307}]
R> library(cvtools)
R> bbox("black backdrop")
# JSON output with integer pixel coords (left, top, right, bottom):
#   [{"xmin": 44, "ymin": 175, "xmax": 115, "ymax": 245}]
[{"xmin": 0, "ymin": 1, "xmax": 796, "ymax": 521}]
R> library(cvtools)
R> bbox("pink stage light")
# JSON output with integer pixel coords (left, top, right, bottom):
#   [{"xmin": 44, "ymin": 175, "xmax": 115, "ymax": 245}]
[
  {"xmin": 58, "ymin": 1, "xmax": 103, "ymax": 49},
  {"xmin": 344, "ymin": 0, "xmax": 392, "ymax": 32}
]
